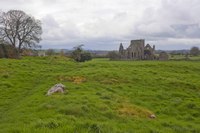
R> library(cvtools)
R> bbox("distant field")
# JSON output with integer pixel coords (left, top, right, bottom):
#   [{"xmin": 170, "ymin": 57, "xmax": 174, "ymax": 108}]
[
  {"xmin": 169, "ymin": 54, "xmax": 200, "ymax": 60},
  {"xmin": 0, "ymin": 57, "xmax": 200, "ymax": 133}
]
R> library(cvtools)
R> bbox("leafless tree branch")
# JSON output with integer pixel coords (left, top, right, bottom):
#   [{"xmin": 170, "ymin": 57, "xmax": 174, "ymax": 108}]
[{"xmin": 0, "ymin": 10, "xmax": 42, "ymax": 53}]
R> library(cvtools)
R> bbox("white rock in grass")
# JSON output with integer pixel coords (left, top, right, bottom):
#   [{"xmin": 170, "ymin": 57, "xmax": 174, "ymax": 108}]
[
  {"xmin": 149, "ymin": 114, "xmax": 156, "ymax": 119},
  {"xmin": 47, "ymin": 83, "xmax": 66, "ymax": 96}
]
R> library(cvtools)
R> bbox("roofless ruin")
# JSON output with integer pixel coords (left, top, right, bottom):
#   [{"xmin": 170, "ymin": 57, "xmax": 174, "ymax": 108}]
[{"xmin": 119, "ymin": 39, "xmax": 168, "ymax": 60}]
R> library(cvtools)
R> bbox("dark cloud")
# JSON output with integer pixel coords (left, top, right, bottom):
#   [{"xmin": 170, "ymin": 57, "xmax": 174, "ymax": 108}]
[{"xmin": 171, "ymin": 24, "xmax": 200, "ymax": 38}]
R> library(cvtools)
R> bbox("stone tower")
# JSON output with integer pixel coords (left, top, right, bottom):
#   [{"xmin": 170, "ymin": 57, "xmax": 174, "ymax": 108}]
[
  {"xmin": 127, "ymin": 39, "xmax": 145, "ymax": 60},
  {"xmin": 119, "ymin": 43, "xmax": 124, "ymax": 54}
]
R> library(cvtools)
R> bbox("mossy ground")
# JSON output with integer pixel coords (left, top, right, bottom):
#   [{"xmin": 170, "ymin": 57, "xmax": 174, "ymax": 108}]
[{"xmin": 0, "ymin": 56, "xmax": 200, "ymax": 133}]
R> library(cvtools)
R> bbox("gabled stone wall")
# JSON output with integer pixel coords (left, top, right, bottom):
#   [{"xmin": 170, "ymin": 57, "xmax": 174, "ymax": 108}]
[{"xmin": 119, "ymin": 39, "xmax": 156, "ymax": 60}]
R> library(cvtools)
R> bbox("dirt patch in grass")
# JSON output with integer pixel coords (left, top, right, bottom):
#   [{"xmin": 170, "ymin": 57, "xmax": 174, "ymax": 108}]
[
  {"xmin": 117, "ymin": 103, "xmax": 154, "ymax": 118},
  {"xmin": 57, "ymin": 76, "xmax": 86, "ymax": 84}
]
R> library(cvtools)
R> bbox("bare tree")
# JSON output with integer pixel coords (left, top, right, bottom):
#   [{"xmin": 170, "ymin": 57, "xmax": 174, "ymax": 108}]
[{"xmin": 0, "ymin": 10, "xmax": 42, "ymax": 53}]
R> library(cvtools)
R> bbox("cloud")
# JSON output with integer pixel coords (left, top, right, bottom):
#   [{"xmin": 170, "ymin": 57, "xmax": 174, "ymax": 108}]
[
  {"xmin": 42, "ymin": 15, "xmax": 80, "ymax": 41},
  {"xmin": 0, "ymin": 0, "xmax": 200, "ymax": 50},
  {"xmin": 171, "ymin": 24, "xmax": 200, "ymax": 38},
  {"xmin": 129, "ymin": 0, "xmax": 200, "ymax": 49}
]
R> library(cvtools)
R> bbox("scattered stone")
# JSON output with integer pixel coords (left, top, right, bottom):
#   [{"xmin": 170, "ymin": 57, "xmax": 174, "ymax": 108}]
[
  {"xmin": 47, "ymin": 83, "xmax": 66, "ymax": 96},
  {"xmin": 149, "ymin": 114, "xmax": 156, "ymax": 119}
]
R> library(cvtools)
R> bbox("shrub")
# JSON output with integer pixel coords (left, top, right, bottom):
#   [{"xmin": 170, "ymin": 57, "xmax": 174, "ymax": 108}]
[
  {"xmin": 190, "ymin": 46, "xmax": 199, "ymax": 56},
  {"xmin": 46, "ymin": 49, "xmax": 55, "ymax": 56},
  {"xmin": 0, "ymin": 43, "xmax": 19, "ymax": 58},
  {"xmin": 71, "ymin": 45, "xmax": 92, "ymax": 62},
  {"xmin": 107, "ymin": 51, "xmax": 120, "ymax": 60}
]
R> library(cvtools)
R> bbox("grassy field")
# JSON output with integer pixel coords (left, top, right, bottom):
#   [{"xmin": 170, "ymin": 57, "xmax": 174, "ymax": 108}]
[
  {"xmin": 0, "ymin": 56, "xmax": 200, "ymax": 133},
  {"xmin": 169, "ymin": 54, "xmax": 200, "ymax": 61}
]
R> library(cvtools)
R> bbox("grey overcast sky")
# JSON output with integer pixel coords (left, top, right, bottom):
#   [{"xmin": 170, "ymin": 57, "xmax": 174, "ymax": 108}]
[{"xmin": 1, "ymin": 0, "xmax": 200, "ymax": 50}]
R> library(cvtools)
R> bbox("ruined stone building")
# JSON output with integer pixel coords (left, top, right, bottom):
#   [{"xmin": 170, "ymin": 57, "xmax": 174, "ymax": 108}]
[{"xmin": 119, "ymin": 39, "xmax": 156, "ymax": 60}]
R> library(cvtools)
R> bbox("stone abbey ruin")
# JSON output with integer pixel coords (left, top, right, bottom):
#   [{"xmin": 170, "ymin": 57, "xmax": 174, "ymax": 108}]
[{"xmin": 118, "ymin": 39, "xmax": 168, "ymax": 60}]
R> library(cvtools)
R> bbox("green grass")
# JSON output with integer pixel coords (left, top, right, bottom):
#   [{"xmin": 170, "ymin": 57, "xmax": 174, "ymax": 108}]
[
  {"xmin": 170, "ymin": 54, "xmax": 200, "ymax": 60},
  {"xmin": 0, "ymin": 56, "xmax": 200, "ymax": 133}
]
